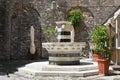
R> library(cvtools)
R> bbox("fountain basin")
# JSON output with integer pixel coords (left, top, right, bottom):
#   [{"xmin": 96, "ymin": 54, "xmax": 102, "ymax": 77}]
[{"xmin": 42, "ymin": 42, "xmax": 86, "ymax": 65}]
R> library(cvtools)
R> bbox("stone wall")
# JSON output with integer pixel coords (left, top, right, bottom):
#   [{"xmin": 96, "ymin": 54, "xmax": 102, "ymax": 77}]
[
  {"xmin": 32, "ymin": 0, "xmax": 119, "ymax": 42},
  {"xmin": 0, "ymin": 0, "xmax": 42, "ymax": 60},
  {"xmin": 35, "ymin": 0, "xmax": 119, "ymax": 58},
  {"xmin": 0, "ymin": 0, "xmax": 120, "ymax": 60},
  {"xmin": 0, "ymin": 0, "xmax": 6, "ymax": 60},
  {"xmin": 10, "ymin": 1, "xmax": 42, "ymax": 59}
]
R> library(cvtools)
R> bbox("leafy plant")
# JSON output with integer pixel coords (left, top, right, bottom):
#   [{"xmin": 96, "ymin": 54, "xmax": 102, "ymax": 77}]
[
  {"xmin": 44, "ymin": 27, "xmax": 56, "ymax": 42},
  {"xmin": 91, "ymin": 25, "xmax": 112, "ymax": 59},
  {"xmin": 91, "ymin": 25, "xmax": 109, "ymax": 45},
  {"xmin": 102, "ymin": 46, "xmax": 112, "ymax": 59},
  {"xmin": 66, "ymin": 9, "xmax": 83, "ymax": 28},
  {"xmin": 94, "ymin": 45, "xmax": 104, "ymax": 53}
]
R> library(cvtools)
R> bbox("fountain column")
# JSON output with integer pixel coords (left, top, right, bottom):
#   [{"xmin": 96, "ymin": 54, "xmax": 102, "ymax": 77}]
[{"xmin": 56, "ymin": 21, "xmax": 74, "ymax": 43}]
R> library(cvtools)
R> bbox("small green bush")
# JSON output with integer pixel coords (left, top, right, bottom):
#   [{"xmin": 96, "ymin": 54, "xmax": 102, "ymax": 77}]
[
  {"xmin": 44, "ymin": 27, "xmax": 56, "ymax": 42},
  {"xmin": 91, "ymin": 25, "xmax": 109, "ymax": 45},
  {"xmin": 66, "ymin": 9, "xmax": 83, "ymax": 28},
  {"xmin": 91, "ymin": 25, "xmax": 112, "ymax": 59}
]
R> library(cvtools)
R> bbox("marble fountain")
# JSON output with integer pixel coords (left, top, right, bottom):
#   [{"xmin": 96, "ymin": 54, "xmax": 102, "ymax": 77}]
[
  {"xmin": 42, "ymin": 21, "xmax": 86, "ymax": 65},
  {"xmin": 16, "ymin": 21, "xmax": 108, "ymax": 77}
]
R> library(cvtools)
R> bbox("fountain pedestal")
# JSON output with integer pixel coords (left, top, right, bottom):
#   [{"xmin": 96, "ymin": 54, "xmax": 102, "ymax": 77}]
[{"xmin": 42, "ymin": 42, "xmax": 86, "ymax": 65}]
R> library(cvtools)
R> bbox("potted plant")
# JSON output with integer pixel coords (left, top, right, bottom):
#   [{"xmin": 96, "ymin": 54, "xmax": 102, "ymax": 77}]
[
  {"xmin": 97, "ymin": 46, "xmax": 112, "ymax": 76},
  {"xmin": 91, "ymin": 25, "xmax": 112, "ymax": 75},
  {"xmin": 91, "ymin": 25, "xmax": 109, "ymax": 62}
]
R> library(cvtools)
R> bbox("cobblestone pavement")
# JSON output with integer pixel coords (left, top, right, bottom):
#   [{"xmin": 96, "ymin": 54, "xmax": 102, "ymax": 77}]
[{"xmin": 0, "ymin": 60, "xmax": 120, "ymax": 80}]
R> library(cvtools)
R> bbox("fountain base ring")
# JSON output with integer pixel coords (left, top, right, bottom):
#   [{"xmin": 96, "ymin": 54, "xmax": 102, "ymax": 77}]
[
  {"xmin": 49, "ymin": 61, "xmax": 80, "ymax": 65},
  {"xmin": 49, "ymin": 52, "xmax": 80, "ymax": 65}
]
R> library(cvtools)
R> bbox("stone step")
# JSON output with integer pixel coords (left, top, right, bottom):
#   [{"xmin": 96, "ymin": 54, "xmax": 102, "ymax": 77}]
[
  {"xmin": 17, "ymin": 67, "xmax": 113, "ymax": 77},
  {"xmin": 24, "ymin": 64, "xmax": 98, "ymax": 72},
  {"xmin": 42, "ymin": 65, "xmax": 98, "ymax": 71},
  {"xmin": 17, "ymin": 60, "xmax": 99, "ymax": 77},
  {"xmin": 16, "ymin": 60, "xmax": 113, "ymax": 77},
  {"xmin": 17, "ymin": 67, "xmax": 98, "ymax": 77},
  {"xmin": 22, "ymin": 61, "xmax": 98, "ymax": 72}
]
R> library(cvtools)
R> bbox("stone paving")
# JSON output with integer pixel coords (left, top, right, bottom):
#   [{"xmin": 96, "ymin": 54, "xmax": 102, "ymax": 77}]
[
  {"xmin": 1, "ymin": 74, "xmax": 120, "ymax": 80},
  {"xmin": 0, "ymin": 60, "xmax": 120, "ymax": 80}
]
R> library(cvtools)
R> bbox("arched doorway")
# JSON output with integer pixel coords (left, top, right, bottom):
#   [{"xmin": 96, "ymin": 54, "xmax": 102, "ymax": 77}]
[
  {"xmin": 66, "ymin": 6, "xmax": 94, "ymax": 42},
  {"xmin": 65, "ymin": 6, "xmax": 94, "ymax": 58},
  {"xmin": 10, "ymin": 1, "xmax": 42, "ymax": 59}
]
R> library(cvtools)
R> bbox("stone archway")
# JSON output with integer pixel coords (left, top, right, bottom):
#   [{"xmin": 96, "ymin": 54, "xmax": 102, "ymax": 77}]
[
  {"xmin": 66, "ymin": 6, "xmax": 94, "ymax": 42},
  {"xmin": 10, "ymin": 1, "xmax": 42, "ymax": 59},
  {"xmin": 66, "ymin": 6, "xmax": 94, "ymax": 58}
]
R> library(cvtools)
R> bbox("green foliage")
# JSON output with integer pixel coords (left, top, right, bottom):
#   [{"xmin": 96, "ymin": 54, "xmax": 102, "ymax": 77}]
[
  {"xmin": 66, "ymin": 9, "xmax": 83, "ymax": 28},
  {"xmin": 44, "ymin": 27, "xmax": 56, "ymax": 34},
  {"xmin": 94, "ymin": 45, "xmax": 104, "ymax": 54},
  {"xmin": 91, "ymin": 25, "xmax": 109, "ymax": 45},
  {"xmin": 102, "ymin": 47, "xmax": 112, "ymax": 59},
  {"xmin": 94, "ymin": 45, "xmax": 112, "ymax": 59},
  {"xmin": 91, "ymin": 25, "xmax": 112, "ymax": 59},
  {"xmin": 44, "ymin": 27, "xmax": 56, "ymax": 42}
]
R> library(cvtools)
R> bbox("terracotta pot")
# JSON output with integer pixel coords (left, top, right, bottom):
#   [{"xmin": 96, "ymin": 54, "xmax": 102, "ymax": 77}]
[
  {"xmin": 93, "ymin": 53, "xmax": 102, "ymax": 62},
  {"xmin": 98, "ymin": 59, "xmax": 110, "ymax": 76}
]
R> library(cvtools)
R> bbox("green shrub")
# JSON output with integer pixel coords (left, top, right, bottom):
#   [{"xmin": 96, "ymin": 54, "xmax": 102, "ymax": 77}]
[
  {"xmin": 91, "ymin": 25, "xmax": 112, "ymax": 59},
  {"xmin": 91, "ymin": 25, "xmax": 109, "ymax": 45},
  {"xmin": 66, "ymin": 9, "xmax": 83, "ymax": 28},
  {"xmin": 44, "ymin": 27, "xmax": 56, "ymax": 42}
]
